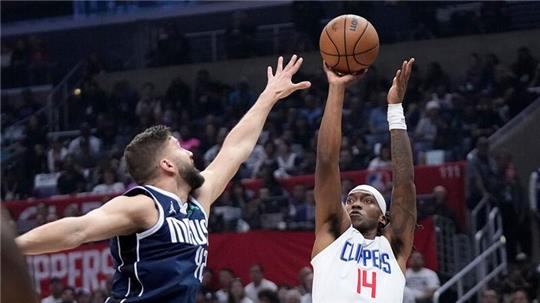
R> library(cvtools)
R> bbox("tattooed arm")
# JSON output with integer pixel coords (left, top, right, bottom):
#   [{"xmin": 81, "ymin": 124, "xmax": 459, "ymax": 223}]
[{"xmin": 383, "ymin": 59, "xmax": 417, "ymax": 274}]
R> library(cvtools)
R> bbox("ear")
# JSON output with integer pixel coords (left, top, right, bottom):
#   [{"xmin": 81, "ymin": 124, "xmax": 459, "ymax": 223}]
[
  {"xmin": 159, "ymin": 158, "xmax": 176, "ymax": 174},
  {"xmin": 378, "ymin": 213, "xmax": 388, "ymax": 227}
]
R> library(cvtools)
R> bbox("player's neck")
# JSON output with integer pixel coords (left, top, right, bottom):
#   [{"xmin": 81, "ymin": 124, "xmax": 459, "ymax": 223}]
[
  {"xmin": 360, "ymin": 228, "xmax": 378, "ymax": 240},
  {"xmin": 149, "ymin": 178, "xmax": 190, "ymax": 203}
]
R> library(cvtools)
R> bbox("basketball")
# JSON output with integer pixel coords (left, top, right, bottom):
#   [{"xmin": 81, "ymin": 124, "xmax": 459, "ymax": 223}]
[{"xmin": 319, "ymin": 14, "xmax": 380, "ymax": 74}]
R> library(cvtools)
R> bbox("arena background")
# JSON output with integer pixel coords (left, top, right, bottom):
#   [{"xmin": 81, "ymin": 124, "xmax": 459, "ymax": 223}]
[{"xmin": 1, "ymin": 1, "xmax": 540, "ymax": 303}]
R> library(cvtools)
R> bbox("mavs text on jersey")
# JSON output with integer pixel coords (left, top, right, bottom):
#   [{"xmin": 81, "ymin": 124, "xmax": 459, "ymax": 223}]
[{"xmin": 106, "ymin": 185, "xmax": 208, "ymax": 303}]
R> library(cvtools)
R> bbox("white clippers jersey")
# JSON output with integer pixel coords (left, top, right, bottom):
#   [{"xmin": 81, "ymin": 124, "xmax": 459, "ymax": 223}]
[{"xmin": 311, "ymin": 226, "xmax": 405, "ymax": 303}]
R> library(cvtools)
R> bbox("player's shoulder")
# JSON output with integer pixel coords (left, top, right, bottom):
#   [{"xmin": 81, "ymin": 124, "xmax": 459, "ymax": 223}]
[{"xmin": 105, "ymin": 193, "xmax": 155, "ymax": 213}]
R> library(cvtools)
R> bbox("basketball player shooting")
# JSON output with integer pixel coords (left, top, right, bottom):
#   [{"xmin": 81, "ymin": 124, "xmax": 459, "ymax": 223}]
[
  {"xmin": 312, "ymin": 58, "xmax": 416, "ymax": 302},
  {"xmin": 15, "ymin": 55, "xmax": 310, "ymax": 303}
]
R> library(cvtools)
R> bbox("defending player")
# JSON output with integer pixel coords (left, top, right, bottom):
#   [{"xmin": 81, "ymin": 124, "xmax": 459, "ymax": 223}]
[
  {"xmin": 16, "ymin": 55, "xmax": 311, "ymax": 303},
  {"xmin": 312, "ymin": 59, "xmax": 416, "ymax": 302}
]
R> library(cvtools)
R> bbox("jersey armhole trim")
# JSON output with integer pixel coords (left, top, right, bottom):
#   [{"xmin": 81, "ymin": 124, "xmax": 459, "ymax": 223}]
[
  {"xmin": 129, "ymin": 186, "xmax": 165, "ymax": 240},
  {"xmin": 311, "ymin": 225, "xmax": 354, "ymax": 265}
]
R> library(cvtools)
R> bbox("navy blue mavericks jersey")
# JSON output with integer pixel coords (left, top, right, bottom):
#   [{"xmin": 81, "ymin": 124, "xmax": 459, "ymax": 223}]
[{"xmin": 106, "ymin": 185, "xmax": 209, "ymax": 303}]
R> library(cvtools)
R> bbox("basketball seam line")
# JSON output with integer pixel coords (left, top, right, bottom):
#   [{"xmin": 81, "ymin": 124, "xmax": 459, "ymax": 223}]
[
  {"xmin": 320, "ymin": 44, "xmax": 378, "ymax": 57},
  {"xmin": 343, "ymin": 15, "xmax": 351, "ymax": 74},
  {"xmin": 351, "ymin": 21, "xmax": 372, "ymax": 66},
  {"xmin": 324, "ymin": 28, "xmax": 340, "ymax": 68},
  {"xmin": 352, "ymin": 43, "xmax": 378, "ymax": 66},
  {"xmin": 352, "ymin": 19, "xmax": 370, "ymax": 56}
]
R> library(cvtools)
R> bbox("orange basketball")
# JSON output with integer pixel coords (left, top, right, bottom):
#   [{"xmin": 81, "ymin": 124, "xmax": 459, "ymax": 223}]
[{"xmin": 319, "ymin": 14, "xmax": 380, "ymax": 74}]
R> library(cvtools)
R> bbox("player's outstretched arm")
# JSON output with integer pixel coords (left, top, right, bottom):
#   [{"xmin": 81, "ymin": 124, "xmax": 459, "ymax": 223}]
[
  {"xmin": 383, "ymin": 58, "xmax": 417, "ymax": 273},
  {"xmin": 16, "ymin": 195, "xmax": 157, "ymax": 255},
  {"xmin": 196, "ymin": 55, "xmax": 311, "ymax": 210},
  {"xmin": 312, "ymin": 63, "xmax": 361, "ymax": 258}
]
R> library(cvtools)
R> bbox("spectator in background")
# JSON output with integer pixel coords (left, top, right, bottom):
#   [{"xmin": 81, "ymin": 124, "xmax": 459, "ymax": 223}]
[
  {"xmin": 257, "ymin": 289, "xmax": 280, "ymax": 303},
  {"xmin": 296, "ymin": 267, "xmax": 312, "ymax": 296},
  {"xmin": 430, "ymin": 185, "xmax": 459, "ymax": 228},
  {"xmin": 300, "ymin": 94, "xmax": 322, "ymax": 127},
  {"xmin": 204, "ymin": 128, "xmax": 228, "ymax": 166},
  {"xmin": 229, "ymin": 278, "xmax": 254, "ymax": 303},
  {"xmin": 61, "ymin": 286, "xmax": 76, "ymax": 303},
  {"xmin": 108, "ymin": 80, "xmax": 138, "ymax": 127},
  {"xmin": 95, "ymin": 113, "xmax": 119, "ymax": 151},
  {"xmin": 339, "ymin": 147, "xmax": 362, "ymax": 172},
  {"xmin": 71, "ymin": 137, "xmax": 100, "ymax": 169},
  {"xmin": 510, "ymin": 289, "xmax": 530, "ymax": 303},
  {"xmin": 405, "ymin": 251, "xmax": 440, "ymax": 303},
  {"xmin": 496, "ymin": 151, "xmax": 531, "ymax": 259},
  {"xmin": 298, "ymin": 271, "xmax": 313, "ymax": 303},
  {"xmin": 463, "ymin": 53, "xmax": 483, "ymax": 93},
  {"xmin": 178, "ymin": 125, "xmax": 201, "ymax": 151},
  {"xmin": 368, "ymin": 144, "xmax": 391, "ymax": 171},
  {"xmin": 47, "ymin": 137, "xmax": 68, "ymax": 173},
  {"xmin": 56, "ymin": 156, "xmax": 87, "ymax": 195},
  {"xmin": 479, "ymin": 288, "xmax": 500, "ymax": 303},
  {"xmin": 422, "ymin": 62, "xmax": 450, "ymax": 92},
  {"xmin": 200, "ymin": 268, "xmax": 215, "ymax": 299},
  {"xmin": 193, "ymin": 69, "xmax": 225, "ymax": 117},
  {"xmin": 503, "ymin": 267, "xmax": 532, "ymax": 299},
  {"xmin": 76, "ymin": 289, "xmax": 92, "ymax": 303},
  {"xmin": 166, "ymin": 76, "xmax": 191, "ymax": 110},
  {"xmin": 284, "ymin": 289, "xmax": 302, "ymax": 303},
  {"xmin": 414, "ymin": 101, "xmax": 444, "ymax": 156},
  {"xmin": 227, "ymin": 78, "xmax": 257, "ymax": 114},
  {"xmin": 24, "ymin": 114, "xmax": 47, "ymax": 147},
  {"xmin": 92, "ymin": 169, "xmax": 125, "ymax": 195},
  {"xmin": 512, "ymin": 47, "xmax": 538, "ymax": 85},
  {"xmin": 216, "ymin": 268, "xmax": 235, "ymax": 303},
  {"xmin": 368, "ymin": 92, "xmax": 389, "ymax": 145},
  {"xmin": 466, "ymin": 137, "xmax": 501, "ymax": 208},
  {"xmin": 287, "ymin": 185, "xmax": 312, "ymax": 228},
  {"xmin": 41, "ymin": 277, "xmax": 63, "ymax": 303},
  {"xmin": 243, "ymin": 139, "xmax": 266, "ymax": 179},
  {"xmin": 350, "ymin": 135, "xmax": 371, "ymax": 169},
  {"xmin": 90, "ymin": 289, "xmax": 108, "ymax": 303},
  {"xmin": 245, "ymin": 264, "xmax": 278, "ymax": 302},
  {"xmin": 68, "ymin": 123, "xmax": 102, "ymax": 156},
  {"xmin": 135, "ymin": 82, "xmax": 162, "ymax": 125},
  {"xmin": 275, "ymin": 140, "xmax": 300, "ymax": 178}
]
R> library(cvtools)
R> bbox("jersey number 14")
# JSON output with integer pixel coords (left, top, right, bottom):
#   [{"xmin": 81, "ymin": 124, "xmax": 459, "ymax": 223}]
[{"xmin": 357, "ymin": 269, "xmax": 377, "ymax": 298}]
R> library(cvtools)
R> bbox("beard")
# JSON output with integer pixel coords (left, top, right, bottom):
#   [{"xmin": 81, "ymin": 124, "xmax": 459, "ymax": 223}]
[{"xmin": 180, "ymin": 163, "xmax": 205, "ymax": 190}]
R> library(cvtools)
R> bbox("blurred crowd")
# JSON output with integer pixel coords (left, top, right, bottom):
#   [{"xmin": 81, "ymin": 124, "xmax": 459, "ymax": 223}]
[
  {"xmin": 2, "ymin": 46, "xmax": 538, "ymax": 200},
  {"xmin": 36, "ymin": 251, "xmax": 539, "ymax": 303}
]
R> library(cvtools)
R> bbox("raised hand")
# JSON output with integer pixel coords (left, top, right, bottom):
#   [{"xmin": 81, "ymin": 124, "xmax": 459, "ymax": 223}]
[
  {"xmin": 323, "ymin": 61, "xmax": 365, "ymax": 88},
  {"xmin": 264, "ymin": 55, "xmax": 311, "ymax": 100},
  {"xmin": 387, "ymin": 58, "xmax": 415, "ymax": 104}
]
